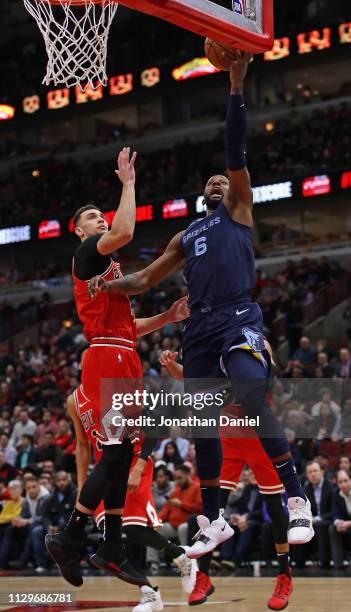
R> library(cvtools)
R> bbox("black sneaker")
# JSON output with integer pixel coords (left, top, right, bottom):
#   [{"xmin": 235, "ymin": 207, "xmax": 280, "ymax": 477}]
[
  {"xmin": 90, "ymin": 543, "xmax": 147, "ymax": 586},
  {"xmin": 45, "ymin": 531, "xmax": 84, "ymax": 587},
  {"xmin": 9, "ymin": 560, "xmax": 26, "ymax": 570}
]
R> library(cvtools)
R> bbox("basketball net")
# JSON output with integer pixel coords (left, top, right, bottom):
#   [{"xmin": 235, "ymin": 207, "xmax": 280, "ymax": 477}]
[{"xmin": 23, "ymin": 0, "xmax": 118, "ymax": 90}]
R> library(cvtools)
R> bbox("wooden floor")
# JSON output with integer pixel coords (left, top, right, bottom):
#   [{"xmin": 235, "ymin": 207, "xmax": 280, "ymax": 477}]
[{"xmin": 0, "ymin": 576, "xmax": 349, "ymax": 611}]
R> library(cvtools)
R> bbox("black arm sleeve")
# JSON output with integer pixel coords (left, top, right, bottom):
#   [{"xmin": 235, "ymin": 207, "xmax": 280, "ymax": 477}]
[
  {"xmin": 73, "ymin": 235, "xmax": 111, "ymax": 280},
  {"xmin": 139, "ymin": 436, "xmax": 158, "ymax": 462},
  {"xmin": 139, "ymin": 403, "xmax": 164, "ymax": 461}
]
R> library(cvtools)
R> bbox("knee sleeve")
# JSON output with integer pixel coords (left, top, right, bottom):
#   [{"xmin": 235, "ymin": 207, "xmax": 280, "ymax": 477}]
[
  {"xmin": 263, "ymin": 494, "xmax": 288, "ymax": 545},
  {"xmin": 79, "ymin": 440, "xmax": 133, "ymax": 511},
  {"xmin": 78, "ymin": 456, "xmax": 113, "ymax": 510},
  {"xmin": 123, "ymin": 525, "xmax": 168, "ymax": 551},
  {"xmin": 103, "ymin": 440, "xmax": 133, "ymax": 510},
  {"xmin": 195, "ymin": 437, "xmax": 222, "ymax": 480}
]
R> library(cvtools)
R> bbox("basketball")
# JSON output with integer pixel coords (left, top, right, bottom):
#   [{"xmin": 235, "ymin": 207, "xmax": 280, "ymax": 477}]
[{"xmin": 204, "ymin": 38, "xmax": 241, "ymax": 71}]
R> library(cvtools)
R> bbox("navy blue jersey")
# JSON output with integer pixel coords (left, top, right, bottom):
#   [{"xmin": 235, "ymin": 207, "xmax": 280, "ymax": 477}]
[{"xmin": 181, "ymin": 202, "xmax": 255, "ymax": 309}]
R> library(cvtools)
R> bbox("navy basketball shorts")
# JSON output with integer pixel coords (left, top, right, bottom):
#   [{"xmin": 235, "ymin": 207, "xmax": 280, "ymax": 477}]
[{"xmin": 182, "ymin": 301, "xmax": 268, "ymax": 383}]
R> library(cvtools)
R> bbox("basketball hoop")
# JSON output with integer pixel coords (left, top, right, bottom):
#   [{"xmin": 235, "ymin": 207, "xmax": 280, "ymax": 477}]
[{"xmin": 23, "ymin": 0, "xmax": 119, "ymax": 90}]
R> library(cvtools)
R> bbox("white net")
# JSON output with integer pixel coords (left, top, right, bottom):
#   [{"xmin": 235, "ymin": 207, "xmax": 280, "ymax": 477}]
[{"xmin": 23, "ymin": 0, "xmax": 119, "ymax": 90}]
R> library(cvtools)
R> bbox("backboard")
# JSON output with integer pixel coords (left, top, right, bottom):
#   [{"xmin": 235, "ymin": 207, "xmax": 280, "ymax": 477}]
[{"xmin": 118, "ymin": 0, "xmax": 274, "ymax": 54}]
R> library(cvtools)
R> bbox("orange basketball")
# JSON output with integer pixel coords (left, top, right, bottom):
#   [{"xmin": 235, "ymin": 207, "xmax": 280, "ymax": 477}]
[{"xmin": 204, "ymin": 38, "xmax": 240, "ymax": 71}]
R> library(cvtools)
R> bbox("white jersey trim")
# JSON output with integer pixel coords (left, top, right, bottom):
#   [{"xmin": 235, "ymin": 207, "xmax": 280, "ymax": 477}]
[
  {"xmin": 91, "ymin": 336, "xmax": 134, "ymax": 343},
  {"xmin": 90, "ymin": 343, "xmax": 134, "ymax": 350}
]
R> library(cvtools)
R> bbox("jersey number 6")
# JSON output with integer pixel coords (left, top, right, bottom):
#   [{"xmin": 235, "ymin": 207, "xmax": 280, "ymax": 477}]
[{"xmin": 195, "ymin": 236, "xmax": 207, "ymax": 257}]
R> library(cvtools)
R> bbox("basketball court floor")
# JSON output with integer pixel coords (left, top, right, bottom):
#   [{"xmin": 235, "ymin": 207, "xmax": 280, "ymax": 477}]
[{"xmin": 0, "ymin": 576, "xmax": 348, "ymax": 611}]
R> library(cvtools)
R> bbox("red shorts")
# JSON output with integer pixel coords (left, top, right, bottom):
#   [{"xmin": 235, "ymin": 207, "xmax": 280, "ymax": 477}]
[
  {"xmin": 81, "ymin": 343, "xmax": 142, "ymax": 444},
  {"xmin": 220, "ymin": 437, "xmax": 284, "ymax": 495},
  {"xmin": 94, "ymin": 455, "xmax": 162, "ymax": 528}
]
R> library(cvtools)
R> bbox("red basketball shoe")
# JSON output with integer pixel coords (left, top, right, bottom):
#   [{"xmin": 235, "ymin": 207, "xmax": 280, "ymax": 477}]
[
  {"xmin": 267, "ymin": 569, "xmax": 293, "ymax": 610},
  {"xmin": 188, "ymin": 571, "xmax": 215, "ymax": 606}
]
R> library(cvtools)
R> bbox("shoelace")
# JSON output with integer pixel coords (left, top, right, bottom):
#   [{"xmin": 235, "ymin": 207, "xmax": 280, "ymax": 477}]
[
  {"xmin": 140, "ymin": 590, "xmax": 156, "ymax": 605},
  {"xmin": 193, "ymin": 510, "xmax": 226, "ymax": 543},
  {"xmin": 274, "ymin": 574, "xmax": 291, "ymax": 598},
  {"xmin": 178, "ymin": 556, "xmax": 192, "ymax": 578},
  {"xmin": 192, "ymin": 523, "xmax": 207, "ymax": 542}
]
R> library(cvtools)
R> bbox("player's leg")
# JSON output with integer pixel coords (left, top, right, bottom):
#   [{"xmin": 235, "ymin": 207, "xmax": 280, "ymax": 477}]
[
  {"xmin": 188, "ymin": 440, "xmax": 242, "ymax": 605},
  {"xmin": 263, "ymin": 494, "xmax": 293, "ymax": 611},
  {"xmin": 224, "ymin": 349, "xmax": 314, "ymax": 545},
  {"xmin": 187, "ymin": 437, "xmax": 234, "ymax": 559},
  {"xmin": 96, "ymin": 517, "xmax": 164, "ymax": 612},
  {"xmin": 45, "ymin": 453, "xmax": 112, "ymax": 587},
  {"xmin": 122, "ymin": 458, "xmax": 197, "ymax": 595},
  {"xmin": 89, "ymin": 441, "xmax": 147, "ymax": 585},
  {"xmin": 183, "ymin": 343, "xmax": 234, "ymax": 559}
]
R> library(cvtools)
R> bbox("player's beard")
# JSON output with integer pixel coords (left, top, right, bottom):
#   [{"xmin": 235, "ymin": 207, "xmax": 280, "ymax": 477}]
[{"xmin": 203, "ymin": 193, "xmax": 222, "ymax": 211}]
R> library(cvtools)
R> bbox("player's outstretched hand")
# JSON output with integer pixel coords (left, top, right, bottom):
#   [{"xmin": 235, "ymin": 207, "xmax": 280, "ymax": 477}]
[
  {"xmin": 115, "ymin": 146, "xmax": 137, "ymax": 185},
  {"xmin": 88, "ymin": 275, "xmax": 109, "ymax": 298},
  {"xmin": 168, "ymin": 295, "xmax": 190, "ymax": 322},
  {"xmin": 223, "ymin": 50, "xmax": 253, "ymax": 90},
  {"xmin": 159, "ymin": 350, "xmax": 179, "ymax": 366}
]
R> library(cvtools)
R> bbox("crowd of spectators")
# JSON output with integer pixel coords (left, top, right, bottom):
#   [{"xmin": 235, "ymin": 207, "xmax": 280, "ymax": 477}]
[
  {"xmin": 0, "ymin": 0, "xmax": 346, "ymax": 104},
  {"xmin": 1, "ymin": 252, "xmax": 351, "ymax": 572},
  {"xmin": 1, "ymin": 101, "xmax": 350, "ymax": 225},
  {"xmin": 254, "ymin": 256, "xmax": 349, "ymax": 352},
  {"xmin": 1, "ymin": 254, "xmax": 348, "ymax": 351}
]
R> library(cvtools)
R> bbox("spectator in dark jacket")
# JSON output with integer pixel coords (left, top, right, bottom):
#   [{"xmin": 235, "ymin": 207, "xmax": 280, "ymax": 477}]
[
  {"xmin": 292, "ymin": 336, "xmax": 317, "ymax": 369},
  {"xmin": 329, "ymin": 470, "xmax": 351, "ymax": 569},
  {"xmin": 43, "ymin": 471, "xmax": 76, "ymax": 533},
  {"xmin": 29, "ymin": 471, "xmax": 76, "ymax": 572},
  {"xmin": 221, "ymin": 470, "xmax": 263, "ymax": 564},
  {"xmin": 1, "ymin": 476, "xmax": 49, "ymax": 570},
  {"xmin": 15, "ymin": 434, "xmax": 38, "ymax": 471},
  {"xmin": 294, "ymin": 461, "xmax": 333, "ymax": 568},
  {"xmin": 36, "ymin": 432, "xmax": 63, "ymax": 469}
]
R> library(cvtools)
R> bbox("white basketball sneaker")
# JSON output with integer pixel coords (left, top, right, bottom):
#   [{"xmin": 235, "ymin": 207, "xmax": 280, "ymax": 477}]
[
  {"xmin": 132, "ymin": 586, "xmax": 164, "ymax": 612},
  {"xmin": 287, "ymin": 497, "xmax": 314, "ymax": 545},
  {"xmin": 174, "ymin": 545, "xmax": 197, "ymax": 593},
  {"xmin": 186, "ymin": 512, "xmax": 234, "ymax": 560}
]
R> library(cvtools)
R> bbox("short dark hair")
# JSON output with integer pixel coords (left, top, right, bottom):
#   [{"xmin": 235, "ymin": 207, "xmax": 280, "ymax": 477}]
[
  {"xmin": 73, "ymin": 204, "xmax": 100, "ymax": 228},
  {"xmin": 306, "ymin": 460, "xmax": 322, "ymax": 469},
  {"xmin": 175, "ymin": 464, "xmax": 191, "ymax": 475},
  {"xmin": 24, "ymin": 475, "xmax": 38, "ymax": 484},
  {"xmin": 22, "ymin": 434, "xmax": 33, "ymax": 444}
]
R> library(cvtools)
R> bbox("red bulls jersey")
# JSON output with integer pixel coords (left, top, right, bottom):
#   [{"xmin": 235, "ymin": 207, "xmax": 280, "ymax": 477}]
[{"xmin": 72, "ymin": 257, "xmax": 136, "ymax": 344}]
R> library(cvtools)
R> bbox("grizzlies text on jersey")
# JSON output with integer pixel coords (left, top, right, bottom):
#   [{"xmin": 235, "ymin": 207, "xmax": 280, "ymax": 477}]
[{"xmin": 181, "ymin": 201, "xmax": 266, "ymax": 380}]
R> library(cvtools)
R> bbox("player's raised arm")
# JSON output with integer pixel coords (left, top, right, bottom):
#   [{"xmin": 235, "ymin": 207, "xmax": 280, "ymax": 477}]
[
  {"xmin": 136, "ymin": 296, "xmax": 189, "ymax": 337},
  {"xmin": 159, "ymin": 350, "xmax": 184, "ymax": 381},
  {"xmin": 223, "ymin": 52, "xmax": 253, "ymax": 227},
  {"xmin": 96, "ymin": 147, "xmax": 137, "ymax": 255},
  {"xmin": 89, "ymin": 231, "xmax": 185, "ymax": 297}
]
